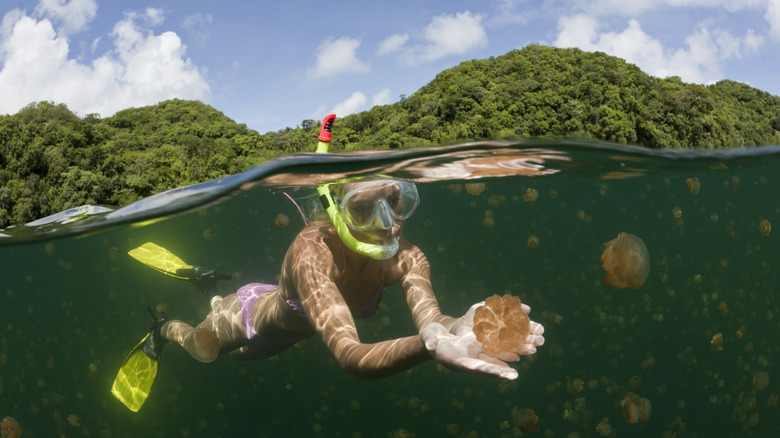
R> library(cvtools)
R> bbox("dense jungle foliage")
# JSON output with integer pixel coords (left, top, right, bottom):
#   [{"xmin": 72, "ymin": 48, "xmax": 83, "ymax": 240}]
[{"xmin": 1, "ymin": 44, "xmax": 780, "ymax": 227}]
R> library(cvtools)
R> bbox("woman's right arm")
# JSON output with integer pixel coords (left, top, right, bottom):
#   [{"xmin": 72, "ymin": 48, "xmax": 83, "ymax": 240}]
[{"xmin": 287, "ymin": 233, "xmax": 432, "ymax": 379}]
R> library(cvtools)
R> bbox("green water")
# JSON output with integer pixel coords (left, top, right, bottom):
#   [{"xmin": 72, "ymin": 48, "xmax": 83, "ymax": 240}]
[{"xmin": 2, "ymin": 140, "xmax": 779, "ymax": 437}]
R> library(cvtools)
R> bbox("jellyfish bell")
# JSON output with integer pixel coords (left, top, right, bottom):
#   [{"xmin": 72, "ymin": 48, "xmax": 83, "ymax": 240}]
[
  {"xmin": 473, "ymin": 294, "xmax": 530, "ymax": 356},
  {"xmin": 1, "ymin": 416, "xmax": 22, "ymax": 438},
  {"xmin": 513, "ymin": 408, "xmax": 539, "ymax": 435},
  {"xmin": 753, "ymin": 371, "xmax": 770, "ymax": 391},
  {"xmin": 620, "ymin": 392, "xmax": 652, "ymax": 423},
  {"xmin": 601, "ymin": 232, "xmax": 650, "ymax": 290}
]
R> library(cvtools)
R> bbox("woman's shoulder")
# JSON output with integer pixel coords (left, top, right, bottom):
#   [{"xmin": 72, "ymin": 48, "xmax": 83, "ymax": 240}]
[
  {"xmin": 287, "ymin": 223, "xmax": 340, "ymax": 257},
  {"xmin": 294, "ymin": 222, "xmax": 335, "ymax": 241},
  {"xmin": 397, "ymin": 238, "xmax": 425, "ymax": 257},
  {"xmin": 393, "ymin": 239, "xmax": 429, "ymax": 273}
]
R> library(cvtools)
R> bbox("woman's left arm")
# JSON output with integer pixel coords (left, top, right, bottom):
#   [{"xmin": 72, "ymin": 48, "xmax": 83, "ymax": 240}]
[
  {"xmin": 399, "ymin": 243, "xmax": 545, "ymax": 380},
  {"xmin": 398, "ymin": 244, "xmax": 459, "ymax": 332}
]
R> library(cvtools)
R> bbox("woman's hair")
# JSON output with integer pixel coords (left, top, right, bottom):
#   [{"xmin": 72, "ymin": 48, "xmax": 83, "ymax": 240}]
[{"xmin": 285, "ymin": 185, "xmax": 345, "ymax": 225}]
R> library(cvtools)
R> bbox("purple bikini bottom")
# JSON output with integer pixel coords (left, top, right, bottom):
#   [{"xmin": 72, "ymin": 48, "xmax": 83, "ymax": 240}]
[{"xmin": 235, "ymin": 283, "xmax": 311, "ymax": 347}]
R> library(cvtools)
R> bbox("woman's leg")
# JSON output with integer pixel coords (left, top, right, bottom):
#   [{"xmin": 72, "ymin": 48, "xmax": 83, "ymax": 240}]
[
  {"xmin": 162, "ymin": 321, "xmax": 220, "ymax": 363},
  {"xmin": 161, "ymin": 294, "xmax": 245, "ymax": 363}
]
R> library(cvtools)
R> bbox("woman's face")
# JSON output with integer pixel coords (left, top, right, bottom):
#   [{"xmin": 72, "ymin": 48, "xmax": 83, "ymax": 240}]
[
  {"xmin": 341, "ymin": 181, "xmax": 405, "ymax": 243},
  {"xmin": 326, "ymin": 179, "xmax": 419, "ymax": 260}
]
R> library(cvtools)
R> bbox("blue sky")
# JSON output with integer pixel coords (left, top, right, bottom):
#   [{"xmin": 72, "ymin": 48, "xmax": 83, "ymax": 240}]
[{"xmin": 1, "ymin": 0, "xmax": 779, "ymax": 134}]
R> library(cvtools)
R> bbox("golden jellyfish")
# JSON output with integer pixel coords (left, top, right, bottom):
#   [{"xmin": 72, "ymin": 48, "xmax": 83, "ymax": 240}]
[
  {"xmin": 67, "ymin": 414, "xmax": 81, "ymax": 427},
  {"xmin": 523, "ymin": 188, "xmax": 538, "ymax": 202},
  {"xmin": 465, "ymin": 182, "xmax": 485, "ymax": 196},
  {"xmin": 710, "ymin": 333, "xmax": 723, "ymax": 351},
  {"xmin": 473, "ymin": 294, "xmax": 530, "ymax": 355},
  {"xmin": 601, "ymin": 232, "xmax": 650, "ymax": 290},
  {"xmin": 620, "ymin": 392, "xmax": 652, "ymax": 423},
  {"xmin": 596, "ymin": 418, "xmax": 612, "ymax": 436},
  {"xmin": 274, "ymin": 213, "xmax": 290, "ymax": 229},
  {"xmin": 686, "ymin": 177, "xmax": 701, "ymax": 195},
  {"xmin": 753, "ymin": 371, "xmax": 770, "ymax": 391},
  {"xmin": 759, "ymin": 219, "xmax": 771, "ymax": 237},
  {"xmin": 513, "ymin": 408, "xmax": 539, "ymax": 435},
  {"xmin": 482, "ymin": 209, "xmax": 495, "ymax": 227},
  {"xmin": 488, "ymin": 194, "xmax": 506, "ymax": 207},
  {"xmin": 1, "ymin": 416, "xmax": 22, "ymax": 438}
]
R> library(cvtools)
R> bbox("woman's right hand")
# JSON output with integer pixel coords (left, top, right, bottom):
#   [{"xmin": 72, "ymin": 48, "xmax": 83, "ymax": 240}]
[{"xmin": 420, "ymin": 322, "xmax": 519, "ymax": 380}]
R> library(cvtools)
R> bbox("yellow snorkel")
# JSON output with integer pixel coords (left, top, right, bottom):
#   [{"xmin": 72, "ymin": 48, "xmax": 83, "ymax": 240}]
[{"xmin": 315, "ymin": 114, "xmax": 399, "ymax": 260}]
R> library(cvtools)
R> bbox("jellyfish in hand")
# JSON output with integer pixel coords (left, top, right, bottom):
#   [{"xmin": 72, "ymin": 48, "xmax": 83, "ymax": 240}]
[
  {"xmin": 601, "ymin": 232, "xmax": 650, "ymax": 290},
  {"xmin": 473, "ymin": 294, "xmax": 531, "ymax": 355}
]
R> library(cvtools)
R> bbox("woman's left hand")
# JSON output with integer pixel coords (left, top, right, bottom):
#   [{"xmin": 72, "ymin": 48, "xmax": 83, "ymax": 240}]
[{"xmin": 420, "ymin": 322, "xmax": 519, "ymax": 380}]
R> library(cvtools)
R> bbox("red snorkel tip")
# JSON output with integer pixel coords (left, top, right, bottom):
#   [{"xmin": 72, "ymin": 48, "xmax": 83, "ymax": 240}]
[{"xmin": 318, "ymin": 114, "xmax": 336, "ymax": 142}]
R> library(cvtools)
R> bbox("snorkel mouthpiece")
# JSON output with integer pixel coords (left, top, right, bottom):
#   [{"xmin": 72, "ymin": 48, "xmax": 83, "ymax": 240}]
[{"xmin": 314, "ymin": 114, "xmax": 400, "ymax": 260}]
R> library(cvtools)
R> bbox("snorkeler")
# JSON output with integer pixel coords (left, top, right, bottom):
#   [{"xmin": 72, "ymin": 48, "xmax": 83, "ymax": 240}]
[{"xmin": 112, "ymin": 115, "xmax": 545, "ymax": 412}]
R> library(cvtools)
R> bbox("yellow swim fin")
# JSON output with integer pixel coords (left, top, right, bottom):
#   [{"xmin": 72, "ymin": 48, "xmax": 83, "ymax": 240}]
[
  {"xmin": 128, "ymin": 242, "xmax": 231, "ymax": 296},
  {"xmin": 128, "ymin": 242, "xmax": 194, "ymax": 280},
  {"xmin": 111, "ymin": 333, "xmax": 159, "ymax": 412},
  {"xmin": 111, "ymin": 308, "xmax": 168, "ymax": 412}
]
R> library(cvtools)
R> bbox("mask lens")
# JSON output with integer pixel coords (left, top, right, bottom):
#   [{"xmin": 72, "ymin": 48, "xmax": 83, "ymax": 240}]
[{"xmin": 338, "ymin": 181, "xmax": 419, "ymax": 231}]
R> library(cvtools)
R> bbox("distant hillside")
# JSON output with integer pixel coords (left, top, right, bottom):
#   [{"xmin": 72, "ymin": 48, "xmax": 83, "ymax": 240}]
[
  {"xmin": 1, "ymin": 44, "xmax": 779, "ymax": 227},
  {"xmin": 328, "ymin": 44, "xmax": 780, "ymax": 151}
]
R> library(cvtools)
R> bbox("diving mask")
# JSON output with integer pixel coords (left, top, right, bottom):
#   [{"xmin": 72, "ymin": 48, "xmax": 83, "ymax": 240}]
[{"xmin": 334, "ymin": 180, "xmax": 419, "ymax": 232}]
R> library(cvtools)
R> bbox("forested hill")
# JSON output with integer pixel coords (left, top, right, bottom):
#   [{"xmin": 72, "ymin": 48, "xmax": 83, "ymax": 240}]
[
  {"xmin": 2, "ymin": 44, "xmax": 780, "ymax": 227},
  {"xmin": 331, "ymin": 44, "xmax": 780, "ymax": 150}
]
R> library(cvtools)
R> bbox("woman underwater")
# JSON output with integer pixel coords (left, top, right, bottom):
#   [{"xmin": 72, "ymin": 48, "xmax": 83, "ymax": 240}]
[{"xmin": 111, "ymin": 119, "xmax": 545, "ymax": 412}]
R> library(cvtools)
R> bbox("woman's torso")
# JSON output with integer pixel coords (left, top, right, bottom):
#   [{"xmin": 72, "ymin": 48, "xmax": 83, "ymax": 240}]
[{"xmin": 254, "ymin": 224, "xmax": 406, "ymax": 336}]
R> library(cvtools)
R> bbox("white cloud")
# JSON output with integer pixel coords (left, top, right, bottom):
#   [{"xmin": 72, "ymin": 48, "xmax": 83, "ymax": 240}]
[
  {"xmin": 308, "ymin": 104, "xmax": 329, "ymax": 121},
  {"xmin": 182, "ymin": 13, "xmax": 213, "ymax": 45},
  {"xmin": 554, "ymin": 14, "xmax": 763, "ymax": 85},
  {"xmin": 414, "ymin": 11, "xmax": 488, "ymax": 63},
  {"xmin": 579, "ymin": 0, "xmax": 765, "ymax": 17},
  {"xmin": 34, "ymin": 0, "xmax": 97, "ymax": 35},
  {"xmin": 553, "ymin": 14, "xmax": 601, "ymax": 49},
  {"xmin": 182, "ymin": 13, "xmax": 212, "ymax": 29},
  {"xmin": 0, "ymin": 7, "xmax": 210, "ymax": 117},
  {"xmin": 371, "ymin": 88, "xmax": 392, "ymax": 107},
  {"xmin": 743, "ymin": 28, "xmax": 764, "ymax": 50},
  {"xmin": 143, "ymin": 7, "xmax": 164, "ymax": 26},
  {"xmin": 331, "ymin": 91, "xmax": 368, "ymax": 116},
  {"xmin": 322, "ymin": 89, "xmax": 392, "ymax": 119},
  {"xmin": 489, "ymin": 0, "xmax": 533, "ymax": 26},
  {"xmin": 109, "ymin": 10, "xmax": 210, "ymax": 101},
  {"xmin": 387, "ymin": 11, "xmax": 488, "ymax": 65},
  {"xmin": 377, "ymin": 33, "xmax": 408, "ymax": 55},
  {"xmin": 307, "ymin": 36, "xmax": 370, "ymax": 80},
  {"xmin": 766, "ymin": 0, "xmax": 780, "ymax": 41}
]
